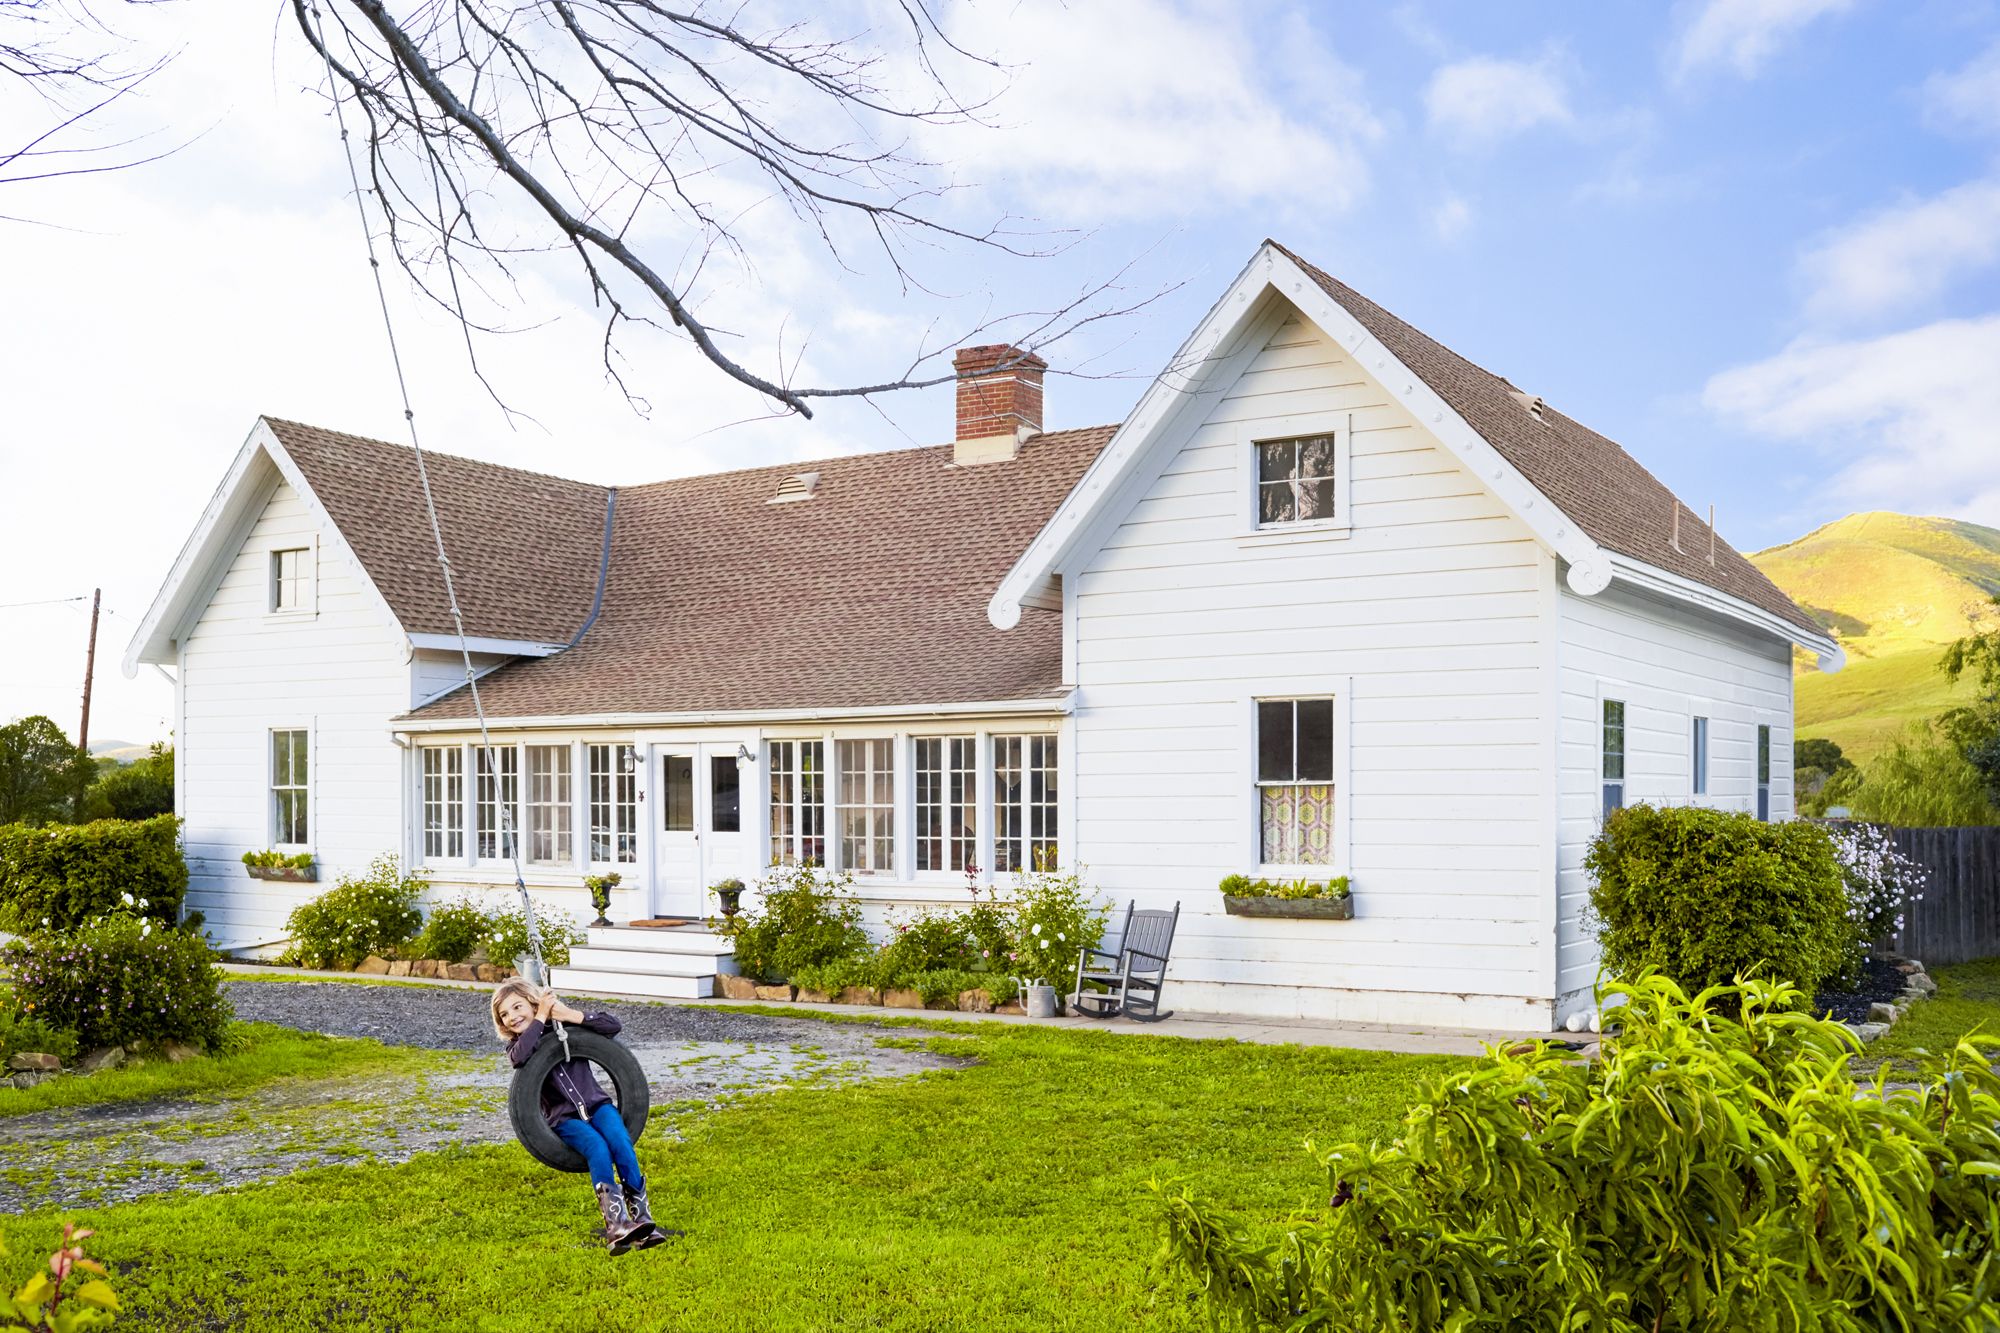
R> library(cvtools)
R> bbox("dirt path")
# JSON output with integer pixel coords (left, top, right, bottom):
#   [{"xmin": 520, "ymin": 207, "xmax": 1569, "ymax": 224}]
[{"xmin": 0, "ymin": 982, "xmax": 962, "ymax": 1212}]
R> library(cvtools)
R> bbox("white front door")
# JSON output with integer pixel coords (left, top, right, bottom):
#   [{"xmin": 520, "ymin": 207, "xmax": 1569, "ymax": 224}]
[{"xmin": 649, "ymin": 741, "xmax": 755, "ymax": 919}]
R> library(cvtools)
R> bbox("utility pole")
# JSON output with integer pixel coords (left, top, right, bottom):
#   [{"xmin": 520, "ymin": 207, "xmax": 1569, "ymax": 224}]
[{"xmin": 79, "ymin": 587, "xmax": 101, "ymax": 754}]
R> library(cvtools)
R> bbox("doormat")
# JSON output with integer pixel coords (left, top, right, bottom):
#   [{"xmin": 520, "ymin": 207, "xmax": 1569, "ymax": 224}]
[{"xmin": 626, "ymin": 917, "xmax": 699, "ymax": 929}]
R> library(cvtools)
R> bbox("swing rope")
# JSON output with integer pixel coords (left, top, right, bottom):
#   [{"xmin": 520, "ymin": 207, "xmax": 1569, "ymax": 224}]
[{"xmin": 307, "ymin": 2, "xmax": 568, "ymax": 1062}]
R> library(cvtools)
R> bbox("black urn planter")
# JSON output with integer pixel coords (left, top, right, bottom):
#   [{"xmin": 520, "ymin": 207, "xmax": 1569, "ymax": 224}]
[{"xmin": 715, "ymin": 885, "xmax": 744, "ymax": 917}]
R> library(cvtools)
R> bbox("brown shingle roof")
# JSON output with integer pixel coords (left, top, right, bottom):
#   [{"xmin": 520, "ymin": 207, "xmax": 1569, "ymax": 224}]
[
  {"xmin": 268, "ymin": 418, "xmax": 610, "ymax": 643},
  {"xmin": 1271, "ymin": 243, "xmax": 1823, "ymax": 637},
  {"xmin": 401, "ymin": 427, "xmax": 1115, "ymax": 721}
]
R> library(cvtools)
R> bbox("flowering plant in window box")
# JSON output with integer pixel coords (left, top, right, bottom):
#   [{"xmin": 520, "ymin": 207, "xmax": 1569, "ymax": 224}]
[
  {"xmin": 242, "ymin": 850, "xmax": 317, "ymax": 883},
  {"xmin": 1219, "ymin": 873, "xmax": 1352, "ymax": 919}
]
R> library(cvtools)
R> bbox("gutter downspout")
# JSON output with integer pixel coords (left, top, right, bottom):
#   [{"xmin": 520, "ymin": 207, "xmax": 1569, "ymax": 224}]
[{"xmin": 567, "ymin": 488, "xmax": 617, "ymax": 649}]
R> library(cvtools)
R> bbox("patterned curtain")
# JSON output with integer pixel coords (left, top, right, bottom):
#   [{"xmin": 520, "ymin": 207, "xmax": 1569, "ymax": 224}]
[{"xmin": 1261, "ymin": 784, "xmax": 1334, "ymax": 864}]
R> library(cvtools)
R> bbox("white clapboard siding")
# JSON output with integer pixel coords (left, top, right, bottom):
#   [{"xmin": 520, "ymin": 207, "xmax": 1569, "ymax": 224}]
[
  {"xmin": 179, "ymin": 479, "xmax": 413, "ymax": 948},
  {"xmin": 1070, "ymin": 310, "xmax": 1561, "ymax": 1028},
  {"xmin": 1553, "ymin": 582, "xmax": 1795, "ymax": 1009}
]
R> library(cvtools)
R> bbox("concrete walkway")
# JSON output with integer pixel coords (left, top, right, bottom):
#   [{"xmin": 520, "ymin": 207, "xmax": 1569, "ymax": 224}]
[{"xmin": 221, "ymin": 962, "xmax": 1556, "ymax": 1057}]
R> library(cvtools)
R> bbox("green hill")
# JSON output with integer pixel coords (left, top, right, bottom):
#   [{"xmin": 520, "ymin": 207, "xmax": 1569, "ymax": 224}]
[{"xmin": 1750, "ymin": 512, "xmax": 2000, "ymax": 763}]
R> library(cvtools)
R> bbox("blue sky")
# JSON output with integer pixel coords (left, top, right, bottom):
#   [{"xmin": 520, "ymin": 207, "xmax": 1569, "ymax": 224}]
[{"xmin": 2, "ymin": 0, "xmax": 1997, "ymax": 743}]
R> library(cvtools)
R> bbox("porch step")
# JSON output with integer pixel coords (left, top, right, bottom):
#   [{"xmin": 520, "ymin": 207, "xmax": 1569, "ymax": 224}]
[
  {"xmin": 547, "ymin": 966, "xmax": 714, "ymax": 1001},
  {"xmin": 585, "ymin": 926, "xmax": 734, "ymax": 957},
  {"xmin": 565, "ymin": 946, "xmax": 739, "ymax": 977}
]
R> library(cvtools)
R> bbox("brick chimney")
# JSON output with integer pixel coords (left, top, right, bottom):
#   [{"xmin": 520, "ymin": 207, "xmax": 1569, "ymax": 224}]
[{"xmin": 953, "ymin": 344, "xmax": 1046, "ymax": 465}]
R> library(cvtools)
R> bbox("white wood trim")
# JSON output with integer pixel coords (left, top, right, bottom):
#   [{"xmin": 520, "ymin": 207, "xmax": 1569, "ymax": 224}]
[
  {"xmin": 397, "ymin": 696, "xmax": 1073, "ymax": 732},
  {"xmin": 1603, "ymin": 552, "xmax": 1841, "ymax": 669},
  {"xmin": 1233, "ymin": 412, "xmax": 1353, "ymax": 546},
  {"xmin": 407, "ymin": 632, "xmax": 566, "ymax": 656},
  {"xmin": 1534, "ymin": 547, "xmax": 1561, "ymax": 1003},
  {"xmin": 1244, "ymin": 684, "xmax": 1352, "ymax": 880}
]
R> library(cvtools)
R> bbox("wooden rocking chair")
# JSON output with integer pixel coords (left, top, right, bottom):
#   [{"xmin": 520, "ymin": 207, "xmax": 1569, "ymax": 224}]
[{"xmin": 1070, "ymin": 901, "xmax": 1179, "ymax": 1022}]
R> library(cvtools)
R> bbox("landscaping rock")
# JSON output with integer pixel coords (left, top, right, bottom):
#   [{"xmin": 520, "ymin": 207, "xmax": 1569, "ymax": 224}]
[
  {"xmin": 883, "ymin": 988, "xmax": 924, "ymax": 1010},
  {"xmin": 474, "ymin": 964, "xmax": 500, "ymax": 983},
  {"xmin": 795, "ymin": 988, "xmax": 831, "ymax": 1004},
  {"xmin": 10, "ymin": 1071, "xmax": 48, "ymax": 1089},
  {"xmin": 6, "ymin": 1052, "xmax": 60, "ymax": 1073},
  {"xmin": 356, "ymin": 955, "xmax": 391, "ymax": 975},
  {"xmin": 1867, "ymin": 1001, "xmax": 1899, "ymax": 1025},
  {"xmin": 446, "ymin": 963, "xmax": 478, "ymax": 982},
  {"xmin": 836, "ymin": 987, "xmax": 881, "ymax": 1007},
  {"xmin": 752, "ymin": 983, "xmax": 796, "ymax": 1002},
  {"xmin": 387, "ymin": 960, "xmax": 412, "ymax": 977},
  {"xmin": 957, "ymin": 989, "xmax": 994, "ymax": 1013},
  {"xmin": 996, "ymin": 1002, "xmax": 1025, "ymax": 1016},
  {"xmin": 1851, "ymin": 1022, "xmax": 1890, "ymax": 1043},
  {"xmin": 78, "ymin": 1047, "xmax": 125, "ymax": 1074},
  {"xmin": 718, "ymin": 975, "xmax": 759, "ymax": 1001},
  {"xmin": 163, "ymin": 1041, "xmax": 202, "ymax": 1063},
  {"xmin": 1908, "ymin": 973, "xmax": 1938, "ymax": 996},
  {"xmin": 1577, "ymin": 1042, "xmax": 1603, "ymax": 1061}
]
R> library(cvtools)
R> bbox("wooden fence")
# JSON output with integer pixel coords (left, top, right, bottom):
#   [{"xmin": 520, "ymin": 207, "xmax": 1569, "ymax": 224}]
[{"xmin": 1887, "ymin": 826, "xmax": 2000, "ymax": 966}]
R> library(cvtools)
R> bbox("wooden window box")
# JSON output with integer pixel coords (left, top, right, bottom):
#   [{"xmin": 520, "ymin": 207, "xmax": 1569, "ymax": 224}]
[
  {"xmin": 1222, "ymin": 893, "xmax": 1352, "ymax": 920},
  {"xmin": 246, "ymin": 864, "xmax": 318, "ymax": 884}
]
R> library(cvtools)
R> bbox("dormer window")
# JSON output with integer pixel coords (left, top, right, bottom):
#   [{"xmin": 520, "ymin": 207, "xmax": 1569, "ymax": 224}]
[
  {"xmin": 270, "ymin": 547, "xmax": 311, "ymax": 612},
  {"xmin": 1256, "ymin": 433, "xmax": 1337, "ymax": 526}
]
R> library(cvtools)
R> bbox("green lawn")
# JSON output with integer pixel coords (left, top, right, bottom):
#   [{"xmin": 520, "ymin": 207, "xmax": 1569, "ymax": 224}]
[
  {"xmin": 0, "ymin": 1023, "xmax": 452, "ymax": 1119},
  {"xmin": 0, "ymin": 1020, "xmax": 1461, "ymax": 1331},
  {"xmin": 1871, "ymin": 958, "xmax": 2000, "ymax": 1063}
]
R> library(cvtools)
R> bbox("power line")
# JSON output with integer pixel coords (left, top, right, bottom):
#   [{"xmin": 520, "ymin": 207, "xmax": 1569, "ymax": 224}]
[{"xmin": 0, "ymin": 595, "xmax": 87, "ymax": 611}]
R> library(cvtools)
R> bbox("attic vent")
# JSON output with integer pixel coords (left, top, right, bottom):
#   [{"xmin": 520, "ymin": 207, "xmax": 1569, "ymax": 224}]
[
  {"xmin": 1510, "ymin": 390, "xmax": 1546, "ymax": 421},
  {"xmin": 768, "ymin": 471, "xmax": 820, "ymax": 504}
]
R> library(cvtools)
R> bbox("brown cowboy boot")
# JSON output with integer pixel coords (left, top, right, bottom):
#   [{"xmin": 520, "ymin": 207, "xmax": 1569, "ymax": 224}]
[
  {"xmin": 623, "ymin": 1185, "xmax": 680, "ymax": 1247},
  {"xmin": 594, "ymin": 1182, "xmax": 643, "ymax": 1256}
]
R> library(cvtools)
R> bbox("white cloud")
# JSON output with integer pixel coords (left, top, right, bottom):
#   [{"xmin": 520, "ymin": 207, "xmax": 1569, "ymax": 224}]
[
  {"xmin": 1423, "ymin": 55, "xmax": 1572, "ymax": 147},
  {"xmin": 1671, "ymin": 0, "xmax": 1856, "ymax": 81},
  {"xmin": 1702, "ymin": 317, "xmax": 2000, "ymax": 519},
  {"xmin": 1799, "ymin": 178, "xmax": 2000, "ymax": 321},
  {"xmin": 925, "ymin": 0, "xmax": 1380, "ymax": 220},
  {"xmin": 1432, "ymin": 194, "xmax": 1472, "ymax": 240},
  {"xmin": 1923, "ymin": 41, "xmax": 2000, "ymax": 137}
]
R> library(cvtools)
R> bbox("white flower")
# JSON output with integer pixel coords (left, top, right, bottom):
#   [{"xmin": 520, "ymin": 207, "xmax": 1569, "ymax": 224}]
[
  {"xmin": 1031, "ymin": 923, "xmax": 1042, "ymax": 936},
  {"xmin": 121, "ymin": 892, "xmax": 134, "ymax": 906},
  {"xmin": 140, "ymin": 921, "xmax": 152, "ymax": 938}
]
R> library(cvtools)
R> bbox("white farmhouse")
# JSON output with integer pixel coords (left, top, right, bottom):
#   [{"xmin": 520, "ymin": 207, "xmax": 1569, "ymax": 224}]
[{"xmin": 124, "ymin": 241, "xmax": 1840, "ymax": 1030}]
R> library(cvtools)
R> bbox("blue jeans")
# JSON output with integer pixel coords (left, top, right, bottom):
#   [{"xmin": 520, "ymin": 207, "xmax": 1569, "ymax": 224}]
[{"xmin": 555, "ymin": 1102, "xmax": 644, "ymax": 1193}]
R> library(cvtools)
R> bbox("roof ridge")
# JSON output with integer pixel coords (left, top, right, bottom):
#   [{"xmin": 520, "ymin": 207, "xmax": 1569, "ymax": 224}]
[{"xmin": 261, "ymin": 416, "xmax": 610, "ymax": 495}]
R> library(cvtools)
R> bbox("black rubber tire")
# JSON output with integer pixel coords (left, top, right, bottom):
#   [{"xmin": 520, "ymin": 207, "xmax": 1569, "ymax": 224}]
[{"xmin": 508, "ymin": 1028, "xmax": 652, "ymax": 1173}]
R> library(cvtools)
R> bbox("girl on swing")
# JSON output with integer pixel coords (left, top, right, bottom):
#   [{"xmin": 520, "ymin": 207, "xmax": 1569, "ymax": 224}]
[{"xmin": 491, "ymin": 977, "xmax": 673, "ymax": 1254}]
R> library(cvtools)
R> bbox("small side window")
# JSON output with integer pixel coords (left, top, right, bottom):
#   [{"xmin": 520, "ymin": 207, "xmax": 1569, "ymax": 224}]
[
  {"xmin": 1601, "ymin": 700, "xmax": 1625, "ymax": 816},
  {"xmin": 1757, "ymin": 725, "xmax": 1771, "ymax": 821},
  {"xmin": 1692, "ymin": 716, "xmax": 1710, "ymax": 796},
  {"xmin": 271, "ymin": 547, "xmax": 310, "ymax": 612}
]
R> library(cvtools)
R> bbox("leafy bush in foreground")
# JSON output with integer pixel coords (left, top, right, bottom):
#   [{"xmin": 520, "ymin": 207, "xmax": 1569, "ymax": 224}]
[
  {"xmin": 7, "ymin": 915, "xmax": 231, "ymax": 1052},
  {"xmin": 280, "ymin": 856, "xmax": 422, "ymax": 970},
  {"xmin": 1158, "ymin": 973, "xmax": 2000, "ymax": 1332},
  {"xmin": 1586, "ymin": 804, "xmax": 1852, "ymax": 997},
  {"xmin": 0, "ymin": 815, "xmax": 185, "ymax": 934}
]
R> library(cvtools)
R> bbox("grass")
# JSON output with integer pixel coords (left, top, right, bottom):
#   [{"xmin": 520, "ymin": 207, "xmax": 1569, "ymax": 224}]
[
  {"xmin": 1794, "ymin": 645, "xmax": 1980, "ymax": 763},
  {"xmin": 1, "ymin": 1020, "xmax": 1463, "ymax": 1331},
  {"xmin": 1870, "ymin": 958, "xmax": 2000, "ymax": 1063},
  {"xmin": 0, "ymin": 1023, "xmax": 450, "ymax": 1118}
]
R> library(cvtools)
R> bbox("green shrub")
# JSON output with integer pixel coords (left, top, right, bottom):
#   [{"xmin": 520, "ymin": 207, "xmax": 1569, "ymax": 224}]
[
  {"xmin": 874, "ymin": 910, "xmax": 976, "ymax": 988},
  {"xmin": 717, "ymin": 863, "xmax": 869, "ymax": 982},
  {"xmin": 84, "ymin": 742, "xmax": 175, "ymax": 821},
  {"xmin": 413, "ymin": 898, "xmax": 488, "ymax": 963},
  {"xmin": 0, "ymin": 814, "xmax": 186, "ymax": 934},
  {"xmin": 6, "ymin": 915, "xmax": 232, "ymax": 1052},
  {"xmin": 906, "ymin": 967, "xmax": 989, "ymax": 1007},
  {"xmin": 279, "ymin": 856, "xmax": 422, "ymax": 970},
  {"xmin": 1585, "ymin": 804, "xmax": 1852, "ymax": 998},
  {"xmin": 1009, "ymin": 864, "xmax": 1110, "ymax": 985},
  {"xmin": 1158, "ymin": 972, "xmax": 2000, "ymax": 1331},
  {"xmin": 480, "ymin": 902, "xmax": 585, "ymax": 970},
  {"xmin": 0, "ymin": 1004, "xmax": 79, "ymax": 1066},
  {"xmin": 241, "ymin": 850, "xmax": 315, "ymax": 870},
  {"xmin": 1217, "ymin": 873, "xmax": 1350, "ymax": 899},
  {"xmin": 787, "ymin": 956, "xmax": 877, "ymax": 996}
]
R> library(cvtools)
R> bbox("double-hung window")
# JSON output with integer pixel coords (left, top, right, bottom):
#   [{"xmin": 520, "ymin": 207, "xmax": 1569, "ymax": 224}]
[
  {"xmin": 1757, "ymin": 725, "xmax": 1771, "ymax": 821},
  {"xmin": 525, "ymin": 745, "xmax": 572, "ymax": 864},
  {"xmin": 421, "ymin": 745, "xmax": 464, "ymax": 859},
  {"xmin": 270, "ymin": 547, "xmax": 310, "ymax": 612},
  {"xmin": 1691, "ymin": 716, "xmax": 1710, "ymax": 797},
  {"xmin": 1255, "ymin": 434, "xmax": 1338, "ymax": 527},
  {"xmin": 993, "ymin": 734, "xmax": 1058, "ymax": 873},
  {"xmin": 587, "ymin": 743, "xmax": 638, "ymax": 864},
  {"xmin": 1601, "ymin": 700, "xmax": 1626, "ymax": 816},
  {"xmin": 837, "ymin": 739, "xmax": 895, "ymax": 874},
  {"xmin": 271, "ymin": 728, "xmax": 309, "ymax": 846},
  {"xmin": 1256, "ymin": 700, "xmax": 1333, "ymax": 865},
  {"xmin": 915, "ymin": 736, "xmax": 978, "ymax": 873},
  {"xmin": 475, "ymin": 745, "xmax": 520, "ymax": 860},
  {"xmin": 767, "ymin": 740, "xmax": 826, "ymax": 865}
]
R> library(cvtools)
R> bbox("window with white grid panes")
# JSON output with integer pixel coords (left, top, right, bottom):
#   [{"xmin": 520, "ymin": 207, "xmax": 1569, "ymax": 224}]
[
  {"xmin": 836, "ymin": 738, "xmax": 895, "ymax": 873},
  {"xmin": 587, "ymin": 743, "xmax": 638, "ymax": 864},
  {"xmin": 1256, "ymin": 700, "xmax": 1333, "ymax": 865},
  {"xmin": 993, "ymin": 734, "xmax": 1058, "ymax": 873},
  {"xmin": 270, "ymin": 547, "xmax": 309, "ymax": 611},
  {"xmin": 914, "ymin": 736, "xmax": 977, "ymax": 873},
  {"xmin": 271, "ymin": 729, "xmax": 309, "ymax": 846},
  {"xmin": 421, "ymin": 745, "xmax": 464, "ymax": 860},
  {"xmin": 767, "ymin": 740, "xmax": 826, "ymax": 865},
  {"xmin": 475, "ymin": 745, "xmax": 520, "ymax": 860},
  {"xmin": 1254, "ymin": 434, "xmax": 1337, "ymax": 526},
  {"xmin": 525, "ymin": 745, "xmax": 573, "ymax": 865}
]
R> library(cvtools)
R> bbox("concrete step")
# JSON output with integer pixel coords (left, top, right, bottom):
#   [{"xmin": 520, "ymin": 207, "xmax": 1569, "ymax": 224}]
[
  {"xmin": 586, "ymin": 926, "xmax": 734, "ymax": 956},
  {"xmin": 565, "ymin": 946, "xmax": 737, "ymax": 977},
  {"xmin": 548, "ymin": 967, "xmax": 714, "ymax": 1000}
]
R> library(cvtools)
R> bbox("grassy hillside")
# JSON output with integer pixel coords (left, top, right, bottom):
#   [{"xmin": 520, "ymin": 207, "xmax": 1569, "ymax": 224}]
[{"xmin": 1751, "ymin": 513, "xmax": 2000, "ymax": 764}]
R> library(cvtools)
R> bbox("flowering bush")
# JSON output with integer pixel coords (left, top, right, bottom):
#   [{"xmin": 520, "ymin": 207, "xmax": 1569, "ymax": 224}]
[
  {"xmin": 1826, "ymin": 821, "xmax": 1927, "ymax": 954},
  {"xmin": 1008, "ymin": 864, "xmax": 1110, "ymax": 986},
  {"xmin": 279, "ymin": 856, "xmax": 422, "ymax": 969},
  {"xmin": 412, "ymin": 897, "xmax": 490, "ymax": 963},
  {"xmin": 0, "ymin": 814, "xmax": 186, "ymax": 934},
  {"xmin": 480, "ymin": 901, "xmax": 586, "ymax": 970},
  {"xmin": 6, "ymin": 913, "xmax": 231, "ymax": 1052},
  {"xmin": 718, "ymin": 862, "xmax": 868, "ymax": 981},
  {"xmin": 874, "ymin": 909, "xmax": 977, "ymax": 988}
]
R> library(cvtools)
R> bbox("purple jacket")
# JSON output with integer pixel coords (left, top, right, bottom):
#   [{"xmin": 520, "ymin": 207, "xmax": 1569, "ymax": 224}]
[{"xmin": 507, "ymin": 1010, "xmax": 622, "ymax": 1131}]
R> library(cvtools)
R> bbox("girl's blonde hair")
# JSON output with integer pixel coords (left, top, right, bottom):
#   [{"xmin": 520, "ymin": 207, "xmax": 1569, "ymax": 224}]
[{"xmin": 490, "ymin": 976, "xmax": 544, "ymax": 1043}]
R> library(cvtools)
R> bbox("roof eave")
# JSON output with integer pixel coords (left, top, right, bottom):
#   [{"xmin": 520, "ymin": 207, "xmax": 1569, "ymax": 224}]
[
  {"xmin": 1601, "ymin": 551, "xmax": 1844, "ymax": 671},
  {"xmin": 391, "ymin": 694, "xmax": 1076, "ymax": 730}
]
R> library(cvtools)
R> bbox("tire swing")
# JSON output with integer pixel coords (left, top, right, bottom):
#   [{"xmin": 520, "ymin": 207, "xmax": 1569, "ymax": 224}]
[
  {"xmin": 302, "ymin": 8, "xmax": 650, "ymax": 1178},
  {"xmin": 509, "ymin": 1026, "xmax": 653, "ymax": 1173}
]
